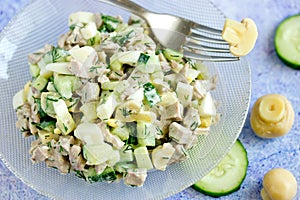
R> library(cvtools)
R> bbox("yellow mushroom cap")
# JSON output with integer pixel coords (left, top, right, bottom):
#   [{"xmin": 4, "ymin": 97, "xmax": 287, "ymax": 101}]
[
  {"xmin": 250, "ymin": 94, "xmax": 294, "ymax": 138},
  {"xmin": 261, "ymin": 168, "xmax": 297, "ymax": 200}
]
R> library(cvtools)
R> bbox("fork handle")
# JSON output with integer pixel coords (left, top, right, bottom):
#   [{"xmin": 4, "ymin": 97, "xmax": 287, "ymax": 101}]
[{"xmin": 97, "ymin": 0, "xmax": 150, "ymax": 18}]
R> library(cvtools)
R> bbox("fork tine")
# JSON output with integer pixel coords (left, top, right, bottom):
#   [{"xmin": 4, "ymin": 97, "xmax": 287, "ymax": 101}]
[
  {"xmin": 192, "ymin": 23, "xmax": 223, "ymax": 35},
  {"xmin": 183, "ymin": 50, "xmax": 239, "ymax": 62},
  {"xmin": 183, "ymin": 41, "xmax": 231, "ymax": 53},
  {"xmin": 188, "ymin": 32, "xmax": 228, "ymax": 45}
]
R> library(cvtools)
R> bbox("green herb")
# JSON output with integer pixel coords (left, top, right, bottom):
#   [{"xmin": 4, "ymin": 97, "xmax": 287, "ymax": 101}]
[
  {"xmin": 20, "ymin": 127, "xmax": 30, "ymax": 133},
  {"xmin": 63, "ymin": 123, "xmax": 69, "ymax": 132},
  {"xmin": 144, "ymin": 42, "xmax": 152, "ymax": 47},
  {"xmin": 190, "ymin": 121, "xmax": 199, "ymax": 131},
  {"xmin": 137, "ymin": 53, "xmax": 150, "ymax": 64},
  {"xmin": 131, "ymin": 19, "xmax": 141, "ymax": 24},
  {"xmin": 155, "ymin": 126, "xmax": 163, "ymax": 135},
  {"xmin": 181, "ymin": 146, "xmax": 188, "ymax": 157},
  {"xmin": 69, "ymin": 24, "xmax": 76, "ymax": 30},
  {"xmin": 167, "ymin": 80, "xmax": 172, "ymax": 87},
  {"xmin": 184, "ymin": 57, "xmax": 197, "ymax": 70},
  {"xmin": 114, "ymin": 71, "xmax": 123, "ymax": 77},
  {"xmin": 144, "ymin": 124, "xmax": 150, "ymax": 137},
  {"xmin": 98, "ymin": 15, "xmax": 120, "ymax": 33},
  {"xmin": 123, "ymin": 145, "xmax": 133, "ymax": 153},
  {"xmin": 46, "ymin": 96, "xmax": 60, "ymax": 102},
  {"xmin": 67, "ymin": 98, "xmax": 79, "ymax": 109},
  {"xmin": 75, "ymin": 170, "xmax": 86, "ymax": 179},
  {"xmin": 50, "ymin": 47, "xmax": 70, "ymax": 63},
  {"xmin": 59, "ymin": 145, "xmax": 64, "ymax": 153},
  {"xmin": 131, "ymin": 76, "xmax": 140, "ymax": 80},
  {"xmin": 88, "ymin": 37, "xmax": 96, "ymax": 46},
  {"xmin": 121, "ymin": 107, "xmax": 132, "ymax": 117},
  {"xmin": 89, "ymin": 65, "xmax": 104, "ymax": 72},
  {"xmin": 184, "ymin": 95, "xmax": 189, "ymax": 101},
  {"xmin": 155, "ymin": 49, "xmax": 163, "ymax": 55},
  {"xmin": 69, "ymin": 24, "xmax": 84, "ymax": 30},
  {"xmin": 112, "ymin": 30, "xmax": 134, "ymax": 46},
  {"xmin": 47, "ymin": 141, "xmax": 52, "ymax": 148}
]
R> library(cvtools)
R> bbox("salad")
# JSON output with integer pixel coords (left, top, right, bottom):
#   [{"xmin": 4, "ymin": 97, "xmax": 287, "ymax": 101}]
[{"xmin": 12, "ymin": 11, "xmax": 219, "ymax": 187}]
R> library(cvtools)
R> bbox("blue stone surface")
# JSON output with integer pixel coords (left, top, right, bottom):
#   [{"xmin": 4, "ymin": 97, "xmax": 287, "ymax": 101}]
[{"xmin": 1, "ymin": 0, "xmax": 299, "ymax": 199}]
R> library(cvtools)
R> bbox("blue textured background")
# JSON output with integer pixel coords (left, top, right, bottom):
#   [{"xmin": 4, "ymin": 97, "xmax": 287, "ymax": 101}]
[{"xmin": 1, "ymin": 0, "xmax": 299, "ymax": 199}]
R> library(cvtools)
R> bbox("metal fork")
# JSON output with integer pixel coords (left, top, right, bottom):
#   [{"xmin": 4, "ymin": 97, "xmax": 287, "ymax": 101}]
[{"xmin": 96, "ymin": 0, "xmax": 239, "ymax": 62}]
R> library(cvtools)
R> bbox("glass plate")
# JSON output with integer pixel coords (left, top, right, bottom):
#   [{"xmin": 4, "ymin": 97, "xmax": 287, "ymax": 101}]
[{"xmin": 0, "ymin": 0, "xmax": 251, "ymax": 199}]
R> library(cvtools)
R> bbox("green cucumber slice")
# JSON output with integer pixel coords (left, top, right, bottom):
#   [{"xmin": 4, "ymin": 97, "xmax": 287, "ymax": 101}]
[
  {"xmin": 192, "ymin": 139, "xmax": 248, "ymax": 197},
  {"xmin": 274, "ymin": 14, "xmax": 300, "ymax": 69}
]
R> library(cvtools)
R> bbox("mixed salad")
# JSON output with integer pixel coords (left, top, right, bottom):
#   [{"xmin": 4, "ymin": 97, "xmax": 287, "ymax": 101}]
[{"xmin": 12, "ymin": 12, "xmax": 220, "ymax": 187}]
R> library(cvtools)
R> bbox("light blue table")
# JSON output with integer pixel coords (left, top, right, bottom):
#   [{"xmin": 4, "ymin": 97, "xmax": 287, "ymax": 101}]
[{"xmin": 1, "ymin": 0, "xmax": 299, "ymax": 199}]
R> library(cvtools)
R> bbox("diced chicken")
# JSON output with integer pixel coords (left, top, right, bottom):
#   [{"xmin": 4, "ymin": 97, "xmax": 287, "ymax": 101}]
[
  {"xmin": 127, "ymin": 70, "xmax": 150, "ymax": 86},
  {"xmin": 160, "ymin": 61, "xmax": 171, "ymax": 72},
  {"xmin": 170, "ymin": 60, "xmax": 183, "ymax": 73},
  {"xmin": 194, "ymin": 127, "xmax": 210, "ymax": 136},
  {"xmin": 193, "ymin": 75, "xmax": 218, "ymax": 99},
  {"xmin": 163, "ymin": 101, "xmax": 182, "ymax": 121},
  {"xmin": 99, "ymin": 41, "xmax": 120, "ymax": 55},
  {"xmin": 98, "ymin": 122, "xmax": 124, "ymax": 149},
  {"xmin": 97, "ymin": 51, "xmax": 107, "ymax": 63},
  {"xmin": 69, "ymin": 60, "xmax": 85, "ymax": 77},
  {"xmin": 125, "ymin": 28, "xmax": 144, "ymax": 47},
  {"xmin": 29, "ymin": 139, "xmax": 42, "ymax": 155},
  {"xmin": 193, "ymin": 80, "xmax": 207, "ymax": 99},
  {"xmin": 176, "ymin": 82, "xmax": 193, "ymax": 108},
  {"xmin": 168, "ymin": 143, "xmax": 189, "ymax": 165},
  {"xmin": 119, "ymin": 85, "xmax": 139, "ymax": 101},
  {"xmin": 158, "ymin": 53, "xmax": 167, "ymax": 62},
  {"xmin": 30, "ymin": 102, "xmax": 40, "ymax": 123},
  {"xmin": 67, "ymin": 24, "xmax": 87, "ymax": 46},
  {"xmin": 28, "ymin": 102, "xmax": 40, "ymax": 135},
  {"xmin": 152, "ymin": 143, "xmax": 175, "ymax": 171},
  {"xmin": 69, "ymin": 145, "xmax": 86, "ymax": 171},
  {"xmin": 27, "ymin": 44, "xmax": 53, "ymax": 64},
  {"xmin": 82, "ymin": 49, "xmax": 98, "ymax": 70},
  {"xmin": 212, "ymin": 113, "xmax": 221, "ymax": 125},
  {"xmin": 128, "ymin": 14, "xmax": 145, "ymax": 27},
  {"xmin": 79, "ymin": 82, "xmax": 100, "ymax": 103},
  {"xmin": 46, "ymin": 149, "xmax": 71, "ymax": 174},
  {"xmin": 69, "ymin": 46, "xmax": 99, "ymax": 78},
  {"xmin": 95, "ymin": 163, "xmax": 108, "ymax": 175},
  {"xmin": 97, "ymin": 74, "xmax": 110, "ymax": 84},
  {"xmin": 164, "ymin": 73, "xmax": 188, "ymax": 91},
  {"xmin": 94, "ymin": 13, "xmax": 102, "ymax": 29},
  {"xmin": 58, "ymin": 136, "xmax": 75, "ymax": 154},
  {"xmin": 184, "ymin": 134, "xmax": 198, "ymax": 150},
  {"xmin": 183, "ymin": 106, "xmax": 201, "ymax": 131},
  {"xmin": 57, "ymin": 33, "xmax": 69, "ymax": 49},
  {"xmin": 15, "ymin": 103, "xmax": 31, "ymax": 137},
  {"xmin": 152, "ymin": 106, "xmax": 172, "ymax": 134},
  {"xmin": 152, "ymin": 78, "xmax": 170, "ymax": 93},
  {"xmin": 31, "ymin": 145, "xmax": 51, "ymax": 163},
  {"xmin": 124, "ymin": 168, "xmax": 147, "ymax": 187},
  {"xmin": 126, "ymin": 88, "xmax": 144, "ymax": 105},
  {"xmin": 109, "ymin": 70, "xmax": 125, "ymax": 81},
  {"xmin": 168, "ymin": 122, "xmax": 193, "ymax": 144},
  {"xmin": 69, "ymin": 59, "xmax": 97, "ymax": 79}
]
